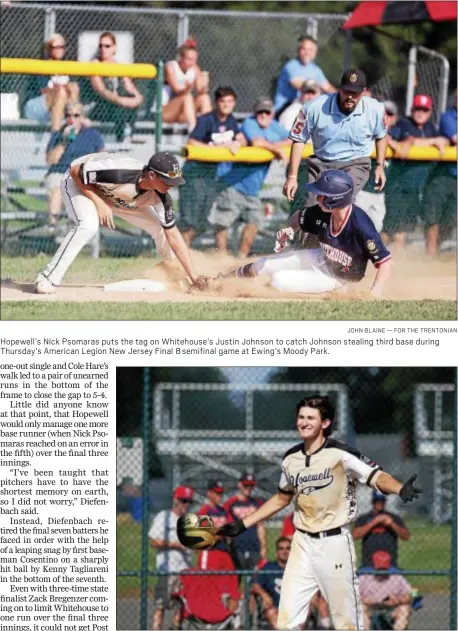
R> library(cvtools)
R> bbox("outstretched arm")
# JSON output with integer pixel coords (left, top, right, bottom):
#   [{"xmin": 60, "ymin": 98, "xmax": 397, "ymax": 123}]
[
  {"xmin": 376, "ymin": 472, "xmax": 422, "ymax": 503},
  {"xmin": 164, "ymin": 225, "xmax": 200, "ymax": 283},
  {"xmin": 218, "ymin": 492, "xmax": 292, "ymax": 536}
]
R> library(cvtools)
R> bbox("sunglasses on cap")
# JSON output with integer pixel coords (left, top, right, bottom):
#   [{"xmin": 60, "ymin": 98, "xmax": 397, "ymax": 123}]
[{"xmin": 149, "ymin": 167, "xmax": 183, "ymax": 179}]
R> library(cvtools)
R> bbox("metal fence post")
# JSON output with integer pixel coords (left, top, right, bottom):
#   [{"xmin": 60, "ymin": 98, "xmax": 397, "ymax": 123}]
[
  {"xmin": 140, "ymin": 368, "xmax": 152, "ymax": 631},
  {"xmin": 155, "ymin": 61, "xmax": 164, "ymax": 153},
  {"xmin": 44, "ymin": 7, "xmax": 56, "ymax": 42},
  {"xmin": 406, "ymin": 46, "xmax": 417, "ymax": 116},
  {"xmin": 177, "ymin": 11, "xmax": 189, "ymax": 47},
  {"xmin": 450, "ymin": 386, "xmax": 457, "ymax": 631}
]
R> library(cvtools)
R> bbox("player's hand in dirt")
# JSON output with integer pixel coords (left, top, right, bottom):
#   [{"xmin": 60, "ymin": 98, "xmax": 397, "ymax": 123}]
[
  {"xmin": 96, "ymin": 203, "xmax": 115, "ymax": 230},
  {"xmin": 217, "ymin": 518, "xmax": 247, "ymax": 538},
  {"xmin": 274, "ymin": 227, "xmax": 295, "ymax": 253},
  {"xmin": 399, "ymin": 474, "xmax": 422, "ymax": 503},
  {"xmin": 189, "ymin": 275, "xmax": 210, "ymax": 291},
  {"xmin": 283, "ymin": 176, "xmax": 298, "ymax": 201}
]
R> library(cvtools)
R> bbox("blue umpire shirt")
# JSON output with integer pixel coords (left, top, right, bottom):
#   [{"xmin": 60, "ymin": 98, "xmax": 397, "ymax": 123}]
[
  {"xmin": 274, "ymin": 58, "xmax": 328, "ymax": 113},
  {"xmin": 289, "ymin": 94, "xmax": 387, "ymax": 161}
]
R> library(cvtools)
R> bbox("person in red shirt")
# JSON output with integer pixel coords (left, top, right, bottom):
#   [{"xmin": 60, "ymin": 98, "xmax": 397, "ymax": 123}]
[
  {"xmin": 176, "ymin": 548, "xmax": 240, "ymax": 627},
  {"xmin": 223, "ymin": 472, "xmax": 266, "ymax": 571},
  {"xmin": 281, "ymin": 513, "xmax": 295, "ymax": 539}
]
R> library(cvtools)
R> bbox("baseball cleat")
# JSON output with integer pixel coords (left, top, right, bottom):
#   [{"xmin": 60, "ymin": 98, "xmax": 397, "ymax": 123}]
[{"xmin": 35, "ymin": 274, "xmax": 56, "ymax": 294}]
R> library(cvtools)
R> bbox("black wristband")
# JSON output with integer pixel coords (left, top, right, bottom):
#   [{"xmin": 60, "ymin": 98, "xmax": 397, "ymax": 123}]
[{"xmin": 376, "ymin": 162, "xmax": 385, "ymax": 167}]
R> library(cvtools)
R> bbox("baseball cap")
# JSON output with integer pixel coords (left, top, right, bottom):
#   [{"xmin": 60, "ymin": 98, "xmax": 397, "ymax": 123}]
[
  {"xmin": 240, "ymin": 471, "xmax": 256, "ymax": 486},
  {"xmin": 207, "ymin": 479, "xmax": 224, "ymax": 493},
  {"xmin": 372, "ymin": 550, "xmax": 391, "ymax": 570},
  {"xmin": 413, "ymin": 94, "xmax": 433, "ymax": 110},
  {"xmin": 173, "ymin": 486, "xmax": 194, "ymax": 501},
  {"xmin": 146, "ymin": 152, "xmax": 186, "ymax": 186},
  {"xmin": 301, "ymin": 79, "xmax": 320, "ymax": 94},
  {"xmin": 253, "ymin": 97, "xmax": 274, "ymax": 114},
  {"xmin": 383, "ymin": 100, "xmax": 398, "ymax": 116},
  {"xmin": 372, "ymin": 490, "xmax": 387, "ymax": 502},
  {"xmin": 340, "ymin": 68, "xmax": 367, "ymax": 93}
]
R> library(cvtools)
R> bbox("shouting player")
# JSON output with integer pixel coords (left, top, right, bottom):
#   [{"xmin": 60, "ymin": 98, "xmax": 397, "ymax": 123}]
[
  {"xmin": 217, "ymin": 396, "xmax": 422, "ymax": 630},
  {"xmin": 34, "ymin": 151, "xmax": 207, "ymax": 293},
  {"xmin": 227, "ymin": 169, "xmax": 392, "ymax": 297}
]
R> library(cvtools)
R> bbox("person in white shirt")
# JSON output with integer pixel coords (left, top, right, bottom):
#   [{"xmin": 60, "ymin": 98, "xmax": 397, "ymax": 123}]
[
  {"xmin": 279, "ymin": 79, "xmax": 321, "ymax": 133},
  {"xmin": 148, "ymin": 485, "xmax": 194, "ymax": 630}
]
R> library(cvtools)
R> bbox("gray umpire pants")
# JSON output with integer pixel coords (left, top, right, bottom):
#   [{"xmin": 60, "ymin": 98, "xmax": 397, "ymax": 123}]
[{"xmin": 306, "ymin": 155, "xmax": 371, "ymax": 206}]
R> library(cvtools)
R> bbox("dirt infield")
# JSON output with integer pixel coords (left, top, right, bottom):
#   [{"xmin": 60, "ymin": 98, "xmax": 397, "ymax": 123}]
[{"xmin": 1, "ymin": 250, "xmax": 456, "ymax": 304}]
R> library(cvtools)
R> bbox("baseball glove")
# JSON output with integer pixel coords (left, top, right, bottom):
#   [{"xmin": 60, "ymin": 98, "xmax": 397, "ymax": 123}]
[{"xmin": 176, "ymin": 513, "xmax": 217, "ymax": 549}]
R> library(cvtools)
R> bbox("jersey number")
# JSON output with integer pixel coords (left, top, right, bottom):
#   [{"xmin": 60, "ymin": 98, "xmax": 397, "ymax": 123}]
[{"xmin": 291, "ymin": 119, "xmax": 305, "ymax": 135}]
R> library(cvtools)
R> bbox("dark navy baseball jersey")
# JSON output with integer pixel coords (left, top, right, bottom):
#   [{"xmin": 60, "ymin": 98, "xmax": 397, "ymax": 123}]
[
  {"xmin": 299, "ymin": 203, "xmax": 391, "ymax": 282},
  {"xmin": 251, "ymin": 561, "xmax": 285, "ymax": 608},
  {"xmin": 198, "ymin": 503, "xmax": 228, "ymax": 551},
  {"xmin": 224, "ymin": 496, "xmax": 263, "ymax": 554}
]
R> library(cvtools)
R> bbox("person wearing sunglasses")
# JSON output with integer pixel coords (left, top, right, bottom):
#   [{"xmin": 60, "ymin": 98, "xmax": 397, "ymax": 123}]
[
  {"xmin": 250, "ymin": 537, "xmax": 291, "ymax": 629},
  {"xmin": 44, "ymin": 102, "xmax": 104, "ymax": 228},
  {"xmin": 24, "ymin": 33, "xmax": 80, "ymax": 130},
  {"xmin": 87, "ymin": 32, "xmax": 143, "ymax": 140},
  {"xmin": 148, "ymin": 486, "xmax": 194, "ymax": 630},
  {"xmin": 382, "ymin": 94, "xmax": 449, "ymax": 251},
  {"xmin": 35, "ymin": 150, "xmax": 207, "ymax": 294}
]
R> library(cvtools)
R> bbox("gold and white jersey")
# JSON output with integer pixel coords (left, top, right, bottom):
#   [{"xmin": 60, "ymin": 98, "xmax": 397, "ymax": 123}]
[
  {"xmin": 279, "ymin": 438, "xmax": 382, "ymax": 533},
  {"xmin": 71, "ymin": 152, "xmax": 176, "ymax": 228}
]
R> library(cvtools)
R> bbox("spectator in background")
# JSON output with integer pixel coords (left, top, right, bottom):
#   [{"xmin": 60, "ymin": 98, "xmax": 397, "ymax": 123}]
[
  {"xmin": 88, "ymin": 32, "xmax": 144, "ymax": 140},
  {"xmin": 353, "ymin": 491, "xmax": 410, "ymax": 569},
  {"xmin": 148, "ymin": 486, "xmax": 194, "ymax": 630},
  {"xmin": 382, "ymin": 93, "xmax": 448, "ymax": 249},
  {"xmin": 250, "ymin": 537, "xmax": 291, "ymax": 629},
  {"xmin": 278, "ymin": 79, "xmax": 321, "ymax": 132},
  {"xmin": 421, "ymin": 90, "xmax": 457, "ymax": 256},
  {"xmin": 281, "ymin": 512, "xmax": 295, "ymax": 539},
  {"xmin": 175, "ymin": 548, "xmax": 240, "ymax": 629},
  {"xmin": 223, "ymin": 472, "xmax": 267, "ymax": 572},
  {"xmin": 274, "ymin": 36, "xmax": 335, "ymax": 115},
  {"xmin": 209, "ymin": 97, "xmax": 290, "ymax": 257},
  {"xmin": 181, "ymin": 86, "xmax": 246, "ymax": 246},
  {"xmin": 24, "ymin": 33, "xmax": 80, "ymax": 130},
  {"xmin": 45, "ymin": 101, "xmax": 104, "ymax": 228},
  {"xmin": 356, "ymin": 100, "xmax": 399, "ymax": 232},
  {"xmin": 359, "ymin": 551, "xmax": 413, "ymax": 630},
  {"xmin": 162, "ymin": 40, "xmax": 212, "ymax": 130}
]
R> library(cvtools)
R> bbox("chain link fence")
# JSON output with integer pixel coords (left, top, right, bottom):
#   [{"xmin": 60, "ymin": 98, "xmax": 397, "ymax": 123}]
[{"xmin": 116, "ymin": 366, "xmax": 457, "ymax": 631}]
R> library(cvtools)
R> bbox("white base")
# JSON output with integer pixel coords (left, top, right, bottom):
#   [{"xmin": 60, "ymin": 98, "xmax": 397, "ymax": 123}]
[
  {"xmin": 104, "ymin": 279, "xmax": 167, "ymax": 293},
  {"xmin": 271, "ymin": 269, "xmax": 337, "ymax": 293}
]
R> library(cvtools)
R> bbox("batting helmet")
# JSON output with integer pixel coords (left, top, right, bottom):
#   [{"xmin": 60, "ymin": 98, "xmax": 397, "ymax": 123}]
[
  {"xmin": 176, "ymin": 513, "xmax": 216, "ymax": 550},
  {"xmin": 306, "ymin": 170, "xmax": 354, "ymax": 210}
]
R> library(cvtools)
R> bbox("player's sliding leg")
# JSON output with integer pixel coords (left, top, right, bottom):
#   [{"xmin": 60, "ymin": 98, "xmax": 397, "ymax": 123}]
[
  {"xmin": 314, "ymin": 530, "xmax": 364, "ymax": 630},
  {"xmin": 35, "ymin": 176, "xmax": 99, "ymax": 293},
  {"xmin": 277, "ymin": 534, "xmax": 319, "ymax": 629}
]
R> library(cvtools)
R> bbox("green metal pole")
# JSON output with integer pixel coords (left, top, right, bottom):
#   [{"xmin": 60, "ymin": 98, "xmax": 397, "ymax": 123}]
[
  {"xmin": 140, "ymin": 368, "xmax": 152, "ymax": 631},
  {"xmin": 155, "ymin": 61, "xmax": 164, "ymax": 153},
  {"xmin": 450, "ymin": 380, "xmax": 457, "ymax": 630}
]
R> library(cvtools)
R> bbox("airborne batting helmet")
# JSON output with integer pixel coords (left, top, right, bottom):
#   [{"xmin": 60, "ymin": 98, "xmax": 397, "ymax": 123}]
[{"xmin": 176, "ymin": 513, "xmax": 216, "ymax": 550}]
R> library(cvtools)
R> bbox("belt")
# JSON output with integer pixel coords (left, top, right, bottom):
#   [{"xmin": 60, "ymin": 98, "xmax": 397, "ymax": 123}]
[{"xmin": 297, "ymin": 526, "xmax": 342, "ymax": 539}]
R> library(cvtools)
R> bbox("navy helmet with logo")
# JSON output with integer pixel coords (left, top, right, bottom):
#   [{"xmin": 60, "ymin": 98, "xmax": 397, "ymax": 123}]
[{"xmin": 306, "ymin": 169, "xmax": 354, "ymax": 210}]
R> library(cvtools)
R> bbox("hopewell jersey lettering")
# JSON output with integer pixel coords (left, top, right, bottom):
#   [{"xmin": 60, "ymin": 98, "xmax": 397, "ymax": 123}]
[{"xmin": 279, "ymin": 439, "xmax": 382, "ymax": 533}]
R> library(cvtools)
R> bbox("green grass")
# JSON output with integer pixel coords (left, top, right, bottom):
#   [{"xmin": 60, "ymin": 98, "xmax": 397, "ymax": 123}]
[
  {"xmin": 116, "ymin": 518, "xmax": 452, "ymax": 598},
  {"xmin": 2, "ymin": 299, "xmax": 456, "ymax": 321}
]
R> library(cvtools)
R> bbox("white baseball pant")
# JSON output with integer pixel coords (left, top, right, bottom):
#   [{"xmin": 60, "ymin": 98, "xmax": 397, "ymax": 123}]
[
  {"xmin": 277, "ymin": 528, "xmax": 364, "ymax": 630},
  {"xmin": 39, "ymin": 175, "xmax": 173, "ymax": 286},
  {"xmin": 252, "ymin": 249, "xmax": 341, "ymax": 294}
]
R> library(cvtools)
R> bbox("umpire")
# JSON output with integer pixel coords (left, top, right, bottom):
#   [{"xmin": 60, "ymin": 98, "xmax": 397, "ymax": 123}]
[{"xmin": 284, "ymin": 68, "xmax": 388, "ymax": 205}]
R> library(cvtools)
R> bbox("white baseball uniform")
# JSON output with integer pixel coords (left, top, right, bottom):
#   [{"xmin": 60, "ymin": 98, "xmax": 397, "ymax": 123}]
[
  {"xmin": 39, "ymin": 152, "xmax": 175, "ymax": 287},
  {"xmin": 277, "ymin": 438, "xmax": 383, "ymax": 630}
]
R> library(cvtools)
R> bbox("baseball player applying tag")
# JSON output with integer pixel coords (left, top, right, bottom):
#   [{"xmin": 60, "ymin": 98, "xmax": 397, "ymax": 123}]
[{"xmin": 217, "ymin": 396, "xmax": 422, "ymax": 630}]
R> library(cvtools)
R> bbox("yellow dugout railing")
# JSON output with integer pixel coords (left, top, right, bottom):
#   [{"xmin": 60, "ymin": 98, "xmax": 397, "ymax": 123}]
[
  {"xmin": 0, "ymin": 58, "xmax": 157, "ymax": 79},
  {"xmin": 183, "ymin": 144, "xmax": 457, "ymax": 163}
]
